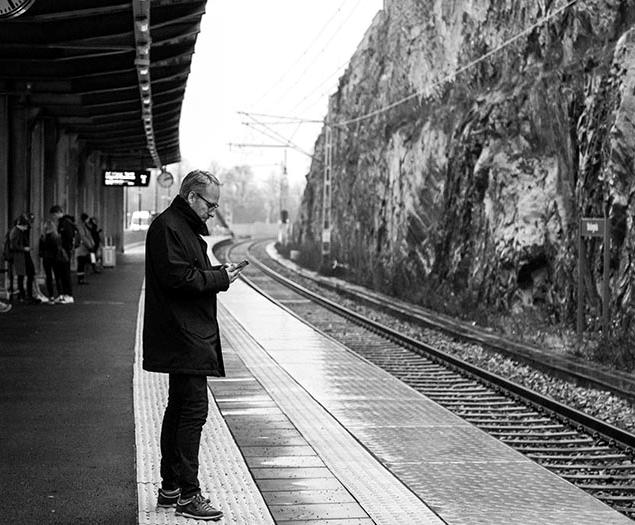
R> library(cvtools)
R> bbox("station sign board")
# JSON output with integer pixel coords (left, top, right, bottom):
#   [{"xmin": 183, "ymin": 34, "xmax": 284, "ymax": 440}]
[
  {"xmin": 580, "ymin": 218, "xmax": 606, "ymax": 238},
  {"xmin": 103, "ymin": 170, "xmax": 150, "ymax": 187}
]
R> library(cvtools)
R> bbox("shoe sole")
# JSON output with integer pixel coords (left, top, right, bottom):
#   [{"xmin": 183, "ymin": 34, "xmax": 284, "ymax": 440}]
[{"xmin": 175, "ymin": 510, "xmax": 223, "ymax": 521}]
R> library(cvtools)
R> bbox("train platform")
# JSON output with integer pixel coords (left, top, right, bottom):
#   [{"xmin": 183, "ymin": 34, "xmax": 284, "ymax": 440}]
[{"xmin": 1, "ymin": 237, "xmax": 632, "ymax": 524}]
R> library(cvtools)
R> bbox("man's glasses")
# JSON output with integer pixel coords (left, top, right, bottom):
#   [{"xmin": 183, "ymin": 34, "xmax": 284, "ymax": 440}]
[{"xmin": 195, "ymin": 192, "xmax": 219, "ymax": 211}]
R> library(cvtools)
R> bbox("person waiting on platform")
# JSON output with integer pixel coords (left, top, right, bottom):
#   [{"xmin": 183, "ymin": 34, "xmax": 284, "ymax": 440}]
[
  {"xmin": 9, "ymin": 214, "xmax": 40, "ymax": 304},
  {"xmin": 87, "ymin": 216, "xmax": 102, "ymax": 273},
  {"xmin": 39, "ymin": 218, "xmax": 66, "ymax": 303},
  {"xmin": 76, "ymin": 213, "xmax": 95, "ymax": 285},
  {"xmin": 143, "ymin": 170, "xmax": 242, "ymax": 521},
  {"xmin": 2, "ymin": 219, "xmax": 16, "ymax": 301},
  {"xmin": 49, "ymin": 205, "xmax": 75, "ymax": 304}
]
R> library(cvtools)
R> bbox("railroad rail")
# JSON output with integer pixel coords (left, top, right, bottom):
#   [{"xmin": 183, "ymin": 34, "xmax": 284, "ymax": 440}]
[
  {"xmin": 261, "ymin": 244, "xmax": 635, "ymax": 401},
  {"xmin": 216, "ymin": 238, "xmax": 635, "ymax": 519}
]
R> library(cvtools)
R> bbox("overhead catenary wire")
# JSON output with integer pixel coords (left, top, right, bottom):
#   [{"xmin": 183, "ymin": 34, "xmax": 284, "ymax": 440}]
[
  {"xmin": 236, "ymin": 60, "xmax": 349, "ymax": 132},
  {"xmin": 242, "ymin": 118, "xmax": 318, "ymax": 161},
  {"xmin": 249, "ymin": 0, "xmax": 354, "ymax": 109},
  {"xmin": 289, "ymin": 59, "xmax": 351, "ymax": 115},
  {"xmin": 239, "ymin": 0, "xmax": 580, "ymax": 132},
  {"xmin": 235, "ymin": 0, "xmax": 580, "ymax": 180},
  {"xmin": 266, "ymin": 0, "xmax": 366, "ymax": 111},
  {"xmin": 336, "ymin": 0, "xmax": 579, "ymax": 126},
  {"xmin": 237, "ymin": 111, "xmax": 322, "ymax": 124}
]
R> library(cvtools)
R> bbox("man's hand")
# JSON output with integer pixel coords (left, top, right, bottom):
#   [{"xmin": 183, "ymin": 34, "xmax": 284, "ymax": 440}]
[{"xmin": 223, "ymin": 263, "xmax": 242, "ymax": 283}]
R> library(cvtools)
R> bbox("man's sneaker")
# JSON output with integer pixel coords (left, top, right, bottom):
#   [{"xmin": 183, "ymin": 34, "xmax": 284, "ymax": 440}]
[
  {"xmin": 175, "ymin": 493, "xmax": 223, "ymax": 521},
  {"xmin": 0, "ymin": 302, "xmax": 12, "ymax": 313},
  {"xmin": 58, "ymin": 295, "xmax": 75, "ymax": 304},
  {"xmin": 157, "ymin": 487, "xmax": 180, "ymax": 508}
]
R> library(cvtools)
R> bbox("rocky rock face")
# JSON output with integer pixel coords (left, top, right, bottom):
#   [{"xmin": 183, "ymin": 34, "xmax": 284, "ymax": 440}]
[{"xmin": 295, "ymin": 0, "xmax": 635, "ymax": 328}]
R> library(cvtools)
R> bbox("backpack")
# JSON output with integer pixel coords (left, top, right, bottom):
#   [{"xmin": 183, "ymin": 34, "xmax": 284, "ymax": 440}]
[{"xmin": 73, "ymin": 228, "xmax": 81, "ymax": 249}]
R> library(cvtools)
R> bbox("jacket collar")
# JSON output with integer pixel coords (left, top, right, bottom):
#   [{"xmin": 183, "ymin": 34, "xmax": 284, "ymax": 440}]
[{"xmin": 170, "ymin": 195, "xmax": 209, "ymax": 236}]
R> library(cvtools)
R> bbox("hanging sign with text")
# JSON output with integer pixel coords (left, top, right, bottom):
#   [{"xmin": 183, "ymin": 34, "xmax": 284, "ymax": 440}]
[{"xmin": 103, "ymin": 170, "xmax": 150, "ymax": 187}]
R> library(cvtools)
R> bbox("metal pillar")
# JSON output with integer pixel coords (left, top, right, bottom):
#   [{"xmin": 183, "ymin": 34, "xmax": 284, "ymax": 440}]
[
  {"xmin": 577, "ymin": 216, "xmax": 611, "ymax": 343},
  {"xmin": 0, "ymin": 96, "xmax": 9, "ymax": 297},
  {"xmin": 321, "ymin": 106, "xmax": 333, "ymax": 266},
  {"xmin": 577, "ymin": 228, "xmax": 584, "ymax": 342},
  {"xmin": 602, "ymin": 211, "xmax": 610, "ymax": 338}
]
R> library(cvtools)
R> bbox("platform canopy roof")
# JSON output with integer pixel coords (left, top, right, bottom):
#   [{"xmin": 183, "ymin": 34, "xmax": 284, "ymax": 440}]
[{"xmin": 0, "ymin": 0, "xmax": 207, "ymax": 169}]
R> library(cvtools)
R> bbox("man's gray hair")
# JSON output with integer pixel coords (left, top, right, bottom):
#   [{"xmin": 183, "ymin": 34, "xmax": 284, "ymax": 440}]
[{"xmin": 179, "ymin": 170, "xmax": 221, "ymax": 198}]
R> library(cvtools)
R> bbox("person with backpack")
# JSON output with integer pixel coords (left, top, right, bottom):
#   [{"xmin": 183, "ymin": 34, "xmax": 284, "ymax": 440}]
[
  {"xmin": 87, "ymin": 216, "xmax": 102, "ymax": 273},
  {"xmin": 49, "ymin": 205, "xmax": 75, "ymax": 304},
  {"xmin": 39, "ymin": 218, "xmax": 67, "ymax": 303},
  {"xmin": 9, "ymin": 214, "xmax": 39, "ymax": 304},
  {"xmin": 76, "ymin": 213, "xmax": 95, "ymax": 285}
]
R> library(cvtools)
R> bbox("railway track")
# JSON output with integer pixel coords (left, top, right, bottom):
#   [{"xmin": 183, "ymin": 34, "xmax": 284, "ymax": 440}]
[{"xmin": 217, "ymin": 238, "xmax": 635, "ymax": 519}]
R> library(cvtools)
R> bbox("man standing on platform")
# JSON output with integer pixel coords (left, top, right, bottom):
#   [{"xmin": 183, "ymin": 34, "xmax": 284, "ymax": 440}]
[
  {"xmin": 143, "ymin": 170, "xmax": 241, "ymax": 521},
  {"xmin": 49, "ymin": 205, "xmax": 75, "ymax": 304}
]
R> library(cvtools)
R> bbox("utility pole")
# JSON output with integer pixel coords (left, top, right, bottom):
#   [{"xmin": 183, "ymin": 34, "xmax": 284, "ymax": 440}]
[
  {"xmin": 321, "ymin": 103, "xmax": 333, "ymax": 267},
  {"xmin": 280, "ymin": 148, "xmax": 289, "ymax": 217}
]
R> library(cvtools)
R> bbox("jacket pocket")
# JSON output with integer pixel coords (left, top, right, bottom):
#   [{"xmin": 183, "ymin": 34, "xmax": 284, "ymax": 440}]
[{"xmin": 182, "ymin": 318, "xmax": 216, "ymax": 340}]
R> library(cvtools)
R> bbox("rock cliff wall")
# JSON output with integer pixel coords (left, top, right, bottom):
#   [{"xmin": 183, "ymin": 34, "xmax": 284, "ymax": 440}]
[{"xmin": 295, "ymin": 0, "xmax": 635, "ymax": 327}]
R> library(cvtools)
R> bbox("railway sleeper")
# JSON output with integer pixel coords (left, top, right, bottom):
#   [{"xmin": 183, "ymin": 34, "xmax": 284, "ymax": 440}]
[
  {"xmin": 419, "ymin": 391, "xmax": 492, "ymax": 398},
  {"xmin": 490, "ymin": 430, "xmax": 584, "ymax": 438},
  {"xmin": 407, "ymin": 365, "xmax": 451, "ymax": 371},
  {"xmin": 528, "ymin": 453, "xmax": 629, "ymax": 461},
  {"xmin": 426, "ymin": 394, "xmax": 508, "ymax": 400},
  {"xmin": 401, "ymin": 370, "xmax": 457, "ymax": 376},
  {"xmin": 593, "ymin": 494, "xmax": 635, "ymax": 502},
  {"xmin": 377, "ymin": 362, "xmax": 439, "ymax": 371},
  {"xmin": 451, "ymin": 406, "xmax": 536, "ymax": 413},
  {"xmin": 469, "ymin": 417, "xmax": 554, "ymax": 425},
  {"xmin": 408, "ymin": 380, "xmax": 477, "ymax": 387},
  {"xmin": 430, "ymin": 400, "xmax": 517, "ymax": 407},
  {"xmin": 458, "ymin": 410, "xmax": 540, "ymax": 418},
  {"xmin": 576, "ymin": 485, "xmax": 635, "ymax": 492},
  {"xmin": 563, "ymin": 474, "xmax": 635, "ymax": 481},
  {"xmin": 477, "ymin": 423, "xmax": 564, "ymax": 431},
  {"xmin": 519, "ymin": 446, "xmax": 614, "ymax": 454},
  {"xmin": 612, "ymin": 506, "xmax": 635, "ymax": 516},
  {"xmin": 549, "ymin": 463, "xmax": 635, "ymax": 471},
  {"xmin": 502, "ymin": 438, "xmax": 594, "ymax": 446}
]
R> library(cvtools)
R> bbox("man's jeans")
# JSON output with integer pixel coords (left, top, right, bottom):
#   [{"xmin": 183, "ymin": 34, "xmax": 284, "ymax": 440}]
[{"xmin": 160, "ymin": 374, "xmax": 209, "ymax": 499}]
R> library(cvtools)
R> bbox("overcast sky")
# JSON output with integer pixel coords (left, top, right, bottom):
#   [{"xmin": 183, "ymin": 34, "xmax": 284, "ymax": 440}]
[{"xmin": 178, "ymin": 0, "xmax": 383, "ymax": 186}]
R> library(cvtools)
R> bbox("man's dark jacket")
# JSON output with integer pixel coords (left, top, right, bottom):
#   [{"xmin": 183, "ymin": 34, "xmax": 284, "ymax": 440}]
[{"xmin": 143, "ymin": 195, "xmax": 229, "ymax": 376}]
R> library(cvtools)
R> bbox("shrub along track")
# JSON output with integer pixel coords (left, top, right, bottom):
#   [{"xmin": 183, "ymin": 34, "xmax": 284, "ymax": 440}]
[{"xmin": 217, "ymin": 238, "xmax": 635, "ymax": 519}]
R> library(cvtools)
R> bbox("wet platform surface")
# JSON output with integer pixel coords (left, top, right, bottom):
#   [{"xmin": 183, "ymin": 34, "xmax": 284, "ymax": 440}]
[
  {"xmin": 213, "ymin": 309, "xmax": 440, "ymax": 524},
  {"xmin": 3, "ymin": 238, "xmax": 631, "ymax": 524},
  {"xmin": 216, "ymin": 274, "xmax": 633, "ymax": 525}
]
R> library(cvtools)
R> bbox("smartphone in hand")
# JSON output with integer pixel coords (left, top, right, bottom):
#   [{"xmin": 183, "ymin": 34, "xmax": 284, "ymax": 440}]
[{"xmin": 235, "ymin": 259, "xmax": 249, "ymax": 271}]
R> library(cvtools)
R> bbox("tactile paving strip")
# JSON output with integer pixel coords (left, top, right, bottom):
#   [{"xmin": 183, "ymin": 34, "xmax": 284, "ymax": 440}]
[
  {"xmin": 219, "ymin": 278, "xmax": 633, "ymax": 525},
  {"xmin": 218, "ymin": 302, "xmax": 444, "ymax": 525},
  {"xmin": 133, "ymin": 285, "xmax": 274, "ymax": 525}
]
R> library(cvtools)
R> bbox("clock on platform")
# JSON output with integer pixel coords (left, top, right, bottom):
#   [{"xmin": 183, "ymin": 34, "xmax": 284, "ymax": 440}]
[
  {"xmin": 0, "ymin": 0, "xmax": 35, "ymax": 19},
  {"xmin": 157, "ymin": 169, "xmax": 174, "ymax": 189}
]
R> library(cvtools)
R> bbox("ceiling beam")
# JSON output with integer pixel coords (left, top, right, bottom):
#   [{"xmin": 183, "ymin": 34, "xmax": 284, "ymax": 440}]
[{"xmin": 24, "ymin": 4, "xmax": 132, "ymax": 22}]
